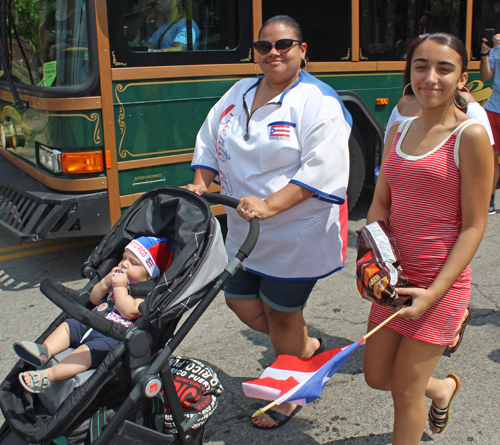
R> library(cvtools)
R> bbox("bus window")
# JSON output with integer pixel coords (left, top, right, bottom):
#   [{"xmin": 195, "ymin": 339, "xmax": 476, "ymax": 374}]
[
  {"xmin": 124, "ymin": 0, "xmax": 236, "ymax": 52},
  {"xmin": 2, "ymin": 0, "xmax": 91, "ymax": 88},
  {"xmin": 110, "ymin": 0, "xmax": 250, "ymax": 66},
  {"xmin": 261, "ymin": 1, "xmax": 351, "ymax": 62},
  {"xmin": 360, "ymin": 0, "xmax": 467, "ymax": 61}
]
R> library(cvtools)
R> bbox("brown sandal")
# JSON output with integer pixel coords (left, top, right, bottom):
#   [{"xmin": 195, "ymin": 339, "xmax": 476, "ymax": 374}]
[
  {"xmin": 448, "ymin": 308, "xmax": 471, "ymax": 354},
  {"xmin": 428, "ymin": 374, "xmax": 460, "ymax": 434}
]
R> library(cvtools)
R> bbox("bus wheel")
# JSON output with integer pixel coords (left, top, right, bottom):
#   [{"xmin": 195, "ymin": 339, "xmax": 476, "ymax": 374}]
[{"xmin": 347, "ymin": 134, "xmax": 366, "ymax": 212}]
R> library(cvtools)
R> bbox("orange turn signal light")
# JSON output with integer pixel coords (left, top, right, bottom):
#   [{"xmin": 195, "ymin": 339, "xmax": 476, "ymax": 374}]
[
  {"xmin": 61, "ymin": 151, "xmax": 104, "ymax": 174},
  {"xmin": 376, "ymin": 98, "xmax": 389, "ymax": 105},
  {"xmin": 105, "ymin": 150, "xmax": 112, "ymax": 169}
]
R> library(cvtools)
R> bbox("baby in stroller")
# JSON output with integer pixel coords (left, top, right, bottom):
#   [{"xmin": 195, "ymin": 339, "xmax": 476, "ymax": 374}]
[{"xmin": 14, "ymin": 236, "xmax": 173, "ymax": 394}]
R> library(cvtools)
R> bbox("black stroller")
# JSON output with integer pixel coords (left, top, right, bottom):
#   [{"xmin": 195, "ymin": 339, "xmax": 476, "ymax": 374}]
[{"xmin": 0, "ymin": 187, "xmax": 259, "ymax": 445}]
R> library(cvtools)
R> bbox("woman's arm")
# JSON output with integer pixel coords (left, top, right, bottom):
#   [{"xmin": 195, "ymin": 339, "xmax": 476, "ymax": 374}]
[
  {"xmin": 397, "ymin": 123, "xmax": 493, "ymax": 318},
  {"xmin": 184, "ymin": 168, "xmax": 217, "ymax": 195},
  {"xmin": 236, "ymin": 183, "xmax": 314, "ymax": 221}
]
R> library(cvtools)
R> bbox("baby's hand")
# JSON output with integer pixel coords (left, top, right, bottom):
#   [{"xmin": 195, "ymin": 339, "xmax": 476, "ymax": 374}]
[
  {"xmin": 103, "ymin": 268, "xmax": 120, "ymax": 287},
  {"xmin": 111, "ymin": 270, "xmax": 129, "ymax": 288}
]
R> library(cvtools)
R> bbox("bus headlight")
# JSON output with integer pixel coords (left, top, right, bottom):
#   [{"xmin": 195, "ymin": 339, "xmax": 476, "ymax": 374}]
[{"xmin": 39, "ymin": 145, "xmax": 62, "ymax": 173}]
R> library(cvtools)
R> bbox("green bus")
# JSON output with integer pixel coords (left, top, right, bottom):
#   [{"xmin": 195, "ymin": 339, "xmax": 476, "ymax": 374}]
[{"xmin": 0, "ymin": 0, "xmax": 494, "ymax": 241}]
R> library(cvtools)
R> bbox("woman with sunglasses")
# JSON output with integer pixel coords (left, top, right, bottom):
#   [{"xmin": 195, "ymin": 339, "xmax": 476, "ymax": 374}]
[{"xmin": 185, "ymin": 15, "xmax": 352, "ymax": 429}]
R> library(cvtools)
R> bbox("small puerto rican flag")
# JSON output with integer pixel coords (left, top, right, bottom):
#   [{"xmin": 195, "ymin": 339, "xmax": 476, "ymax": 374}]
[
  {"xmin": 268, "ymin": 121, "xmax": 295, "ymax": 140},
  {"xmin": 243, "ymin": 340, "xmax": 361, "ymax": 406}
]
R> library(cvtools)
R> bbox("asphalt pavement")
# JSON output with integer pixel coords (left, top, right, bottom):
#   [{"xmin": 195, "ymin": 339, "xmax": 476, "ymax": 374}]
[{"xmin": 1, "ymin": 191, "xmax": 499, "ymax": 444}]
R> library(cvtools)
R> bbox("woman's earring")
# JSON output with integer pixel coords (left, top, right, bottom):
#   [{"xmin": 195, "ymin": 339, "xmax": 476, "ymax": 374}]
[
  {"xmin": 255, "ymin": 63, "xmax": 260, "ymax": 76},
  {"xmin": 403, "ymin": 83, "xmax": 418, "ymax": 104}
]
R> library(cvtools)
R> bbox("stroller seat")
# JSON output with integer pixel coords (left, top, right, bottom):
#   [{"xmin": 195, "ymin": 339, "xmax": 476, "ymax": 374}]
[
  {"xmin": 39, "ymin": 349, "xmax": 95, "ymax": 415},
  {"xmin": 0, "ymin": 187, "xmax": 258, "ymax": 445}
]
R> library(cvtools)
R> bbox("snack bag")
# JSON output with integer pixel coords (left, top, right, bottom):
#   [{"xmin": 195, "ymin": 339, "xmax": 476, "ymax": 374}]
[{"xmin": 356, "ymin": 221, "xmax": 411, "ymax": 306}]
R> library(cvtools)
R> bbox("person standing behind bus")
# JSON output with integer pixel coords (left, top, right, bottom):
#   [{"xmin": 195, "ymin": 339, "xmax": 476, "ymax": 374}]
[
  {"xmin": 363, "ymin": 33, "xmax": 492, "ymax": 444},
  {"xmin": 185, "ymin": 15, "xmax": 351, "ymax": 429},
  {"xmin": 480, "ymin": 35, "xmax": 500, "ymax": 215}
]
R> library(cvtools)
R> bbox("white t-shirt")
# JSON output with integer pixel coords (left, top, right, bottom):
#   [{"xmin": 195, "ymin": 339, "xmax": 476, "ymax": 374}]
[
  {"xmin": 192, "ymin": 71, "xmax": 352, "ymax": 279},
  {"xmin": 384, "ymin": 102, "xmax": 494, "ymax": 146}
]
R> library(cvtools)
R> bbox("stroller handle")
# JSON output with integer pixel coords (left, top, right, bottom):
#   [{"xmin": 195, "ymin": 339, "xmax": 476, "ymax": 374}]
[
  {"xmin": 202, "ymin": 193, "xmax": 259, "ymax": 259},
  {"xmin": 40, "ymin": 279, "xmax": 128, "ymax": 341}
]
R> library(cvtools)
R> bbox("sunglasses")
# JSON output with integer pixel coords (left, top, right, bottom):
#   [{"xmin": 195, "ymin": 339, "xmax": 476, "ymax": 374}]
[{"xmin": 253, "ymin": 39, "xmax": 302, "ymax": 55}]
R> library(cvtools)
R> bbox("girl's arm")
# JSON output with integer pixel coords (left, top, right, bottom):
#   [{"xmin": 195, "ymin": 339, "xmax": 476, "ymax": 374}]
[{"xmin": 397, "ymin": 123, "xmax": 493, "ymax": 318}]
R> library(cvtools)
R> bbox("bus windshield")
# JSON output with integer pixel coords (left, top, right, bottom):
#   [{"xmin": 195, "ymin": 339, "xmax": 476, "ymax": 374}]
[{"xmin": 1, "ymin": 0, "xmax": 90, "ymax": 88}]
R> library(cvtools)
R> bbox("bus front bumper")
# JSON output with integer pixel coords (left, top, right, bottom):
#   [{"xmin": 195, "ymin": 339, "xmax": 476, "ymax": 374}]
[{"xmin": 0, "ymin": 155, "xmax": 110, "ymax": 242}]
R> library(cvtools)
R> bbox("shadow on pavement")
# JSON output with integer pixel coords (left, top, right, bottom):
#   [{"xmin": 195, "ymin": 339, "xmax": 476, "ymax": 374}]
[
  {"xmin": 323, "ymin": 432, "xmax": 433, "ymax": 444},
  {"xmin": 488, "ymin": 349, "xmax": 500, "ymax": 363},
  {"xmin": 467, "ymin": 308, "xmax": 500, "ymax": 328},
  {"xmin": 0, "ymin": 240, "xmax": 98, "ymax": 292}
]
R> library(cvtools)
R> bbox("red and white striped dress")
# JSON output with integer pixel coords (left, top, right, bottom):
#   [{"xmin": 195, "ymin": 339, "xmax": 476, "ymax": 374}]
[{"xmin": 369, "ymin": 117, "xmax": 477, "ymax": 345}]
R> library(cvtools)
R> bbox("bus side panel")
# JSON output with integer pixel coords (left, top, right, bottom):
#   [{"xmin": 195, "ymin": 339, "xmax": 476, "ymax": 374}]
[{"xmin": 112, "ymin": 78, "xmax": 240, "ymax": 202}]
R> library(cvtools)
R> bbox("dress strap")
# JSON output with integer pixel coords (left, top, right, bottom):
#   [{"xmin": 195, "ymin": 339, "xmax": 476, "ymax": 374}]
[
  {"xmin": 453, "ymin": 119, "xmax": 478, "ymax": 135},
  {"xmin": 397, "ymin": 117, "xmax": 416, "ymax": 135},
  {"xmin": 453, "ymin": 119, "xmax": 481, "ymax": 169}
]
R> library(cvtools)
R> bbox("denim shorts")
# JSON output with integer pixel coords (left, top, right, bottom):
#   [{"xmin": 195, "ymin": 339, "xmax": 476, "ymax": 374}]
[
  {"xmin": 224, "ymin": 269, "xmax": 317, "ymax": 313},
  {"xmin": 66, "ymin": 318, "xmax": 119, "ymax": 369}
]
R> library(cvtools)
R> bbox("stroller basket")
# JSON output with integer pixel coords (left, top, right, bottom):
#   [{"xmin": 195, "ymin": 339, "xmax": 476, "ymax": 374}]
[{"xmin": 0, "ymin": 188, "xmax": 259, "ymax": 445}]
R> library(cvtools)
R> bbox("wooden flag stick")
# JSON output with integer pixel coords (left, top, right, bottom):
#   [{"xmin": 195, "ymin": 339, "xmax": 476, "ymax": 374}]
[
  {"xmin": 252, "ymin": 400, "xmax": 277, "ymax": 418},
  {"xmin": 362, "ymin": 307, "xmax": 406, "ymax": 342}
]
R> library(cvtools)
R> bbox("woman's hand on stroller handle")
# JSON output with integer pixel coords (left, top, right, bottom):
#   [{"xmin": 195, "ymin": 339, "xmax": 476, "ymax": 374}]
[{"xmin": 183, "ymin": 183, "xmax": 208, "ymax": 195}]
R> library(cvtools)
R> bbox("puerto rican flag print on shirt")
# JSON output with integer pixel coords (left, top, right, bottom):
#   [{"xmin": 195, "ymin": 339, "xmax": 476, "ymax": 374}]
[{"xmin": 268, "ymin": 121, "xmax": 295, "ymax": 140}]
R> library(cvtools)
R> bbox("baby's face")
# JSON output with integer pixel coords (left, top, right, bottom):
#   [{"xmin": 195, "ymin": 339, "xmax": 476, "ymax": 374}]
[{"xmin": 118, "ymin": 249, "xmax": 149, "ymax": 283}]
